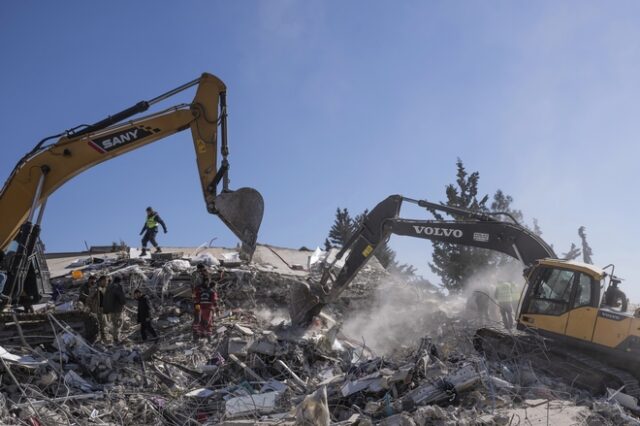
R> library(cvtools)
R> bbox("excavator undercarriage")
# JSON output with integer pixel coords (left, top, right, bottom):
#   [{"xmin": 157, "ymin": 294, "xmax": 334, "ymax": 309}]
[{"xmin": 474, "ymin": 327, "xmax": 640, "ymax": 400}]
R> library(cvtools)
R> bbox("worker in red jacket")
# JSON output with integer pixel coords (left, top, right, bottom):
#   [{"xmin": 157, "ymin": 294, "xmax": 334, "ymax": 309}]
[
  {"xmin": 197, "ymin": 279, "xmax": 218, "ymax": 339},
  {"xmin": 191, "ymin": 264, "xmax": 219, "ymax": 340}
]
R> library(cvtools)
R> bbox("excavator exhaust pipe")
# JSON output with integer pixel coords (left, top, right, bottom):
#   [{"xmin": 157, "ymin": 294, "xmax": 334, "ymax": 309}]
[{"xmin": 213, "ymin": 187, "xmax": 264, "ymax": 260}]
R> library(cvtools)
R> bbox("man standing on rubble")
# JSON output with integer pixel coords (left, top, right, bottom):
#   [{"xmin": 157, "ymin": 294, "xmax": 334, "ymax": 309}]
[
  {"xmin": 197, "ymin": 278, "xmax": 218, "ymax": 340},
  {"xmin": 495, "ymin": 281, "xmax": 514, "ymax": 329},
  {"xmin": 95, "ymin": 276, "xmax": 109, "ymax": 342},
  {"xmin": 139, "ymin": 206, "xmax": 167, "ymax": 256},
  {"xmin": 134, "ymin": 289, "xmax": 158, "ymax": 341},
  {"xmin": 191, "ymin": 264, "xmax": 208, "ymax": 340},
  {"xmin": 103, "ymin": 276, "xmax": 127, "ymax": 343},
  {"xmin": 78, "ymin": 274, "xmax": 96, "ymax": 308}
]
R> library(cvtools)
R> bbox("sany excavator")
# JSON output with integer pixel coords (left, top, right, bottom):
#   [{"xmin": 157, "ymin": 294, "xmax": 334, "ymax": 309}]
[
  {"xmin": 291, "ymin": 195, "xmax": 640, "ymax": 398},
  {"xmin": 0, "ymin": 72, "xmax": 263, "ymax": 345}
]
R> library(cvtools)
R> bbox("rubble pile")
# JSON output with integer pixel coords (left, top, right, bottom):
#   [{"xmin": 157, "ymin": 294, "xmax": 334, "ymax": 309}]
[{"xmin": 0, "ymin": 247, "xmax": 638, "ymax": 425}]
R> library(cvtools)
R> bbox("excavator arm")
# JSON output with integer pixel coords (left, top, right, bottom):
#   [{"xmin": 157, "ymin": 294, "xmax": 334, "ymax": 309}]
[
  {"xmin": 0, "ymin": 73, "xmax": 263, "ymax": 254},
  {"xmin": 0, "ymin": 73, "xmax": 263, "ymax": 307},
  {"xmin": 290, "ymin": 194, "xmax": 555, "ymax": 326}
]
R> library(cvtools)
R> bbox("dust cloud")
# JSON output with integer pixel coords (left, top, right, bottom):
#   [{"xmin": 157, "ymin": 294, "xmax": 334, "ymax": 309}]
[{"xmin": 341, "ymin": 263, "xmax": 527, "ymax": 355}]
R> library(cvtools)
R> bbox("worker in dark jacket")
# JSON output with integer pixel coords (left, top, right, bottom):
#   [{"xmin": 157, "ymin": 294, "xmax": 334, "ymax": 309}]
[
  {"xmin": 78, "ymin": 274, "xmax": 97, "ymax": 307},
  {"xmin": 95, "ymin": 276, "xmax": 109, "ymax": 342},
  {"xmin": 191, "ymin": 264, "xmax": 210, "ymax": 340},
  {"xmin": 134, "ymin": 289, "xmax": 157, "ymax": 341},
  {"xmin": 102, "ymin": 276, "xmax": 127, "ymax": 343},
  {"xmin": 139, "ymin": 207, "xmax": 167, "ymax": 256}
]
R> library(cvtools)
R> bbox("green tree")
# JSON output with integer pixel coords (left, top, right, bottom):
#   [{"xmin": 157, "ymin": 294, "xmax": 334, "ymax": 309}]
[
  {"xmin": 578, "ymin": 226, "xmax": 593, "ymax": 264},
  {"xmin": 561, "ymin": 243, "xmax": 581, "ymax": 261},
  {"xmin": 428, "ymin": 159, "xmax": 523, "ymax": 292},
  {"xmin": 327, "ymin": 208, "xmax": 355, "ymax": 248}
]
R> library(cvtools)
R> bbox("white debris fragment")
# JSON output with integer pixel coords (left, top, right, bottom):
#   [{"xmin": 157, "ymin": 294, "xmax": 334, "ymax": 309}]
[
  {"xmin": 186, "ymin": 388, "xmax": 215, "ymax": 398},
  {"xmin": 0, "ymin": 346, "xmax": 47, "ymax": 368},
  {"xmin": 192, "ymin": 252, "xmax": 219, "ymax": 266},
  {"xmin": 225, "ymin": 391, "xmax": 280, "ymax": 418},
  {"xmin": 222, "ymin": 252, "xmax": 241, "ymax": 263}
]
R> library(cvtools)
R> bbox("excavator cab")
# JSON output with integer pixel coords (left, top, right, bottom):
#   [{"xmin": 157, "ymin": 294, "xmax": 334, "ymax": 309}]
[
  {"xmin": 518, "ymin": 260, "xmax": 640, "ymax": 364},
  {"xmin": 518, "ymin": 260, "xmax": 604, "ymax": 338}
]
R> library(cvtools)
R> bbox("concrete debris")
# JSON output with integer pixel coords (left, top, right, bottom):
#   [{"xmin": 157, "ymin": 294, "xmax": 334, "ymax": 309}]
[
  {"xmin": 0, "ymin": 245, "xmax": 636, "ymax": 425},
  {"xmin": 0, "ymin": 345, "xmax": 47, "ymax": 368},
  {"xmin": 225, "ymin": 391, "xmax": 281, "ymax": 418}
]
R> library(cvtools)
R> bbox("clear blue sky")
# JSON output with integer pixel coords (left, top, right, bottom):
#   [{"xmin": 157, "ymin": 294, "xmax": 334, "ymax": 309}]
[{"xmin": 2, "ymin": 2, "xmax": 640, "ymax": 300}]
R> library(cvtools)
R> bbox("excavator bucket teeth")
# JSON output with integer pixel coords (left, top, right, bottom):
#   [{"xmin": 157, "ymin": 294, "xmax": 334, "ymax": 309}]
[
  {"xmin": 213, "ymin": 187, "xmax": 264, "ymax": 261},
  {"xmin": 289, "ymin": 280, "xmax": 323, "ymax": 327}
]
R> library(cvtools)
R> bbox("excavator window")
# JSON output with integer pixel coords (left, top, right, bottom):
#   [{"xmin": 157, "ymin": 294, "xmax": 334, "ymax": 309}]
[
  {"xmin": 1, "ymin": 241, "xmax": 18, "ymax": 270},
  {"xmin": 526, "ymin": 267, "xmax": 576, "ymax": 315},
  {"xmin": 572, "ymin": 273, "xmax": 594, "ymax": 308}
]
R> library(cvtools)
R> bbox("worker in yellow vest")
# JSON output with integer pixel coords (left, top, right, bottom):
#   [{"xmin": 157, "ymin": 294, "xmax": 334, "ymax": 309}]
[
  {"xmin": 139, "ymin": 207, "xmax": 167, "ymax": 256},
  {"xmin": 495, "ymin": 281, "xmax": 514, "ymax": 329}
]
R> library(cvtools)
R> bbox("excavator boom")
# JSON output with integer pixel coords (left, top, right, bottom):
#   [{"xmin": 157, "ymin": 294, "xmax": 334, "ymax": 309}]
[
  {"xmin": 0, "ymin": 73, "xmax": 263, "ymax": 258},
  {"xmin": 290, "ymin": 195, "xmax": 640, "ymax": 400},
  {"xmin": 290, "ymin": 195, "xmax": 554, "ymax": 326}
]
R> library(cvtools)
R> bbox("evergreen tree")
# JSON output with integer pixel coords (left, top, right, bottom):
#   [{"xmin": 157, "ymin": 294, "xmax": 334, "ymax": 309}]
[
  {"xmin": 532, "ymin": 218, "xmax": 543, "ymax": 236},
  {"xmin": 327, "ymin": 208, "xmax": 355, "ymax": 248},
  {"xmin": 491, "ymin": 190, "xmax": 523, "ymax": 223},
  {"xmin": 374, "ymin": 243, "xmax": 396, "ymax": 268},
  {"xmin": 353, "ymin": 209, "xmax": 369, "ymax": 230},
  {"xmin": 561, "ymin": 243, "xmax": 581, "ymax": 261},
  {"xmin": 578, "ymin": 226, "xmax": 593, "ymax": 264},
  {"xmin": 428, "ymin": 159, "xmax": 523, "ymax": 292}
]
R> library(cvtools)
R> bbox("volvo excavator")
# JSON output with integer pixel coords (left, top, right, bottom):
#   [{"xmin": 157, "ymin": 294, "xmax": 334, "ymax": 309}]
[
  {"xmin": 0, "ymin": 72, "xmax": 264, "ymax": 345},
  {"xmin": 290, "ymin": 195, "xmax": 640, "ymax": 398}
]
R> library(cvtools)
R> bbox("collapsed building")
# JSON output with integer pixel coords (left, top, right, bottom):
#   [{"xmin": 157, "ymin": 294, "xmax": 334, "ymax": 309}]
[{"xmin": 0, "ymin": 244, "xmax": 637, "ymax": 425}]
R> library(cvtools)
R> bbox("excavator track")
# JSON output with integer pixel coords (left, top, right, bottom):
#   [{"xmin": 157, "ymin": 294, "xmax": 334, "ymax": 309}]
[
  {"xmin": 0, "ymin": 311, "xmax": 99, "ymax": 347},
  {"xmin": 474, "ymin": 327, "xmax": 640, "ymax": 400}
]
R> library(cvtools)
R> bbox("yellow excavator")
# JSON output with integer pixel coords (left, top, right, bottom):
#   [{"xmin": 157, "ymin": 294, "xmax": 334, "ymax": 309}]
[
  {"xmin": 290, "ymin": 195, "xmax": 640, "ymax": 398},
  {"xmin": 0, "ymin": 72, "xmax": 263, "ymax": 344}
]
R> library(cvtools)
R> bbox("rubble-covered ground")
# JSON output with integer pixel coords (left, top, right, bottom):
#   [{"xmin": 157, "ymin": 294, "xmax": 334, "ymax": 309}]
[{"xmin": 1, "ymin": 245, "xmax": 639, "ymax": 425}]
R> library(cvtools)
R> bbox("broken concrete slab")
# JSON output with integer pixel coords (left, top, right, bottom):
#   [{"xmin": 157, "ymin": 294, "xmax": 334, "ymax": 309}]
[{"xmin": 225, "ymin": 391, "xmax": 281, "ymax": 418}]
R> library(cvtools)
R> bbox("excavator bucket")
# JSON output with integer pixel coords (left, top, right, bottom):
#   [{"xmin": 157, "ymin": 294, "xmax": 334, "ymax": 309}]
[
  {"xmin": 213, "ymin": 187, "xmax": 264, "ymax": 260},
  {"xmin": 289, "ymin": 280, "xmax": 324, "ymax": 327}
]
